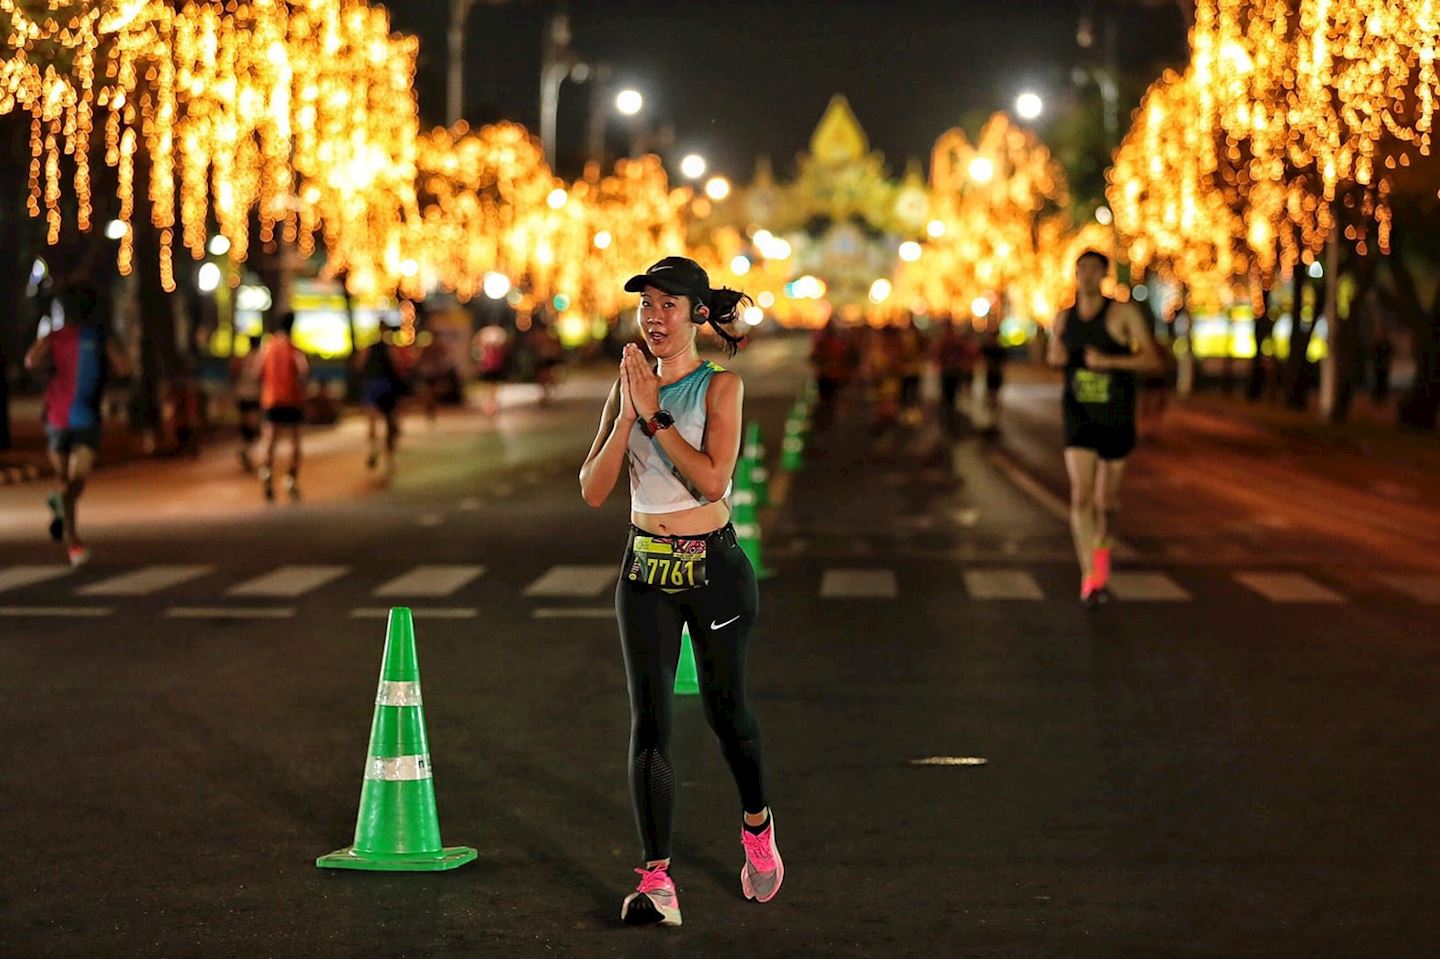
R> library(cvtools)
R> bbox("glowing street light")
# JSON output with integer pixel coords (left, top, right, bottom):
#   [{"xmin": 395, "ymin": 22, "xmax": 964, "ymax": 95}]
[
  {"xmin": 1095, "ymin": 205, "xmax": 1114, "ymax": 226},
  {"xmin": 869, "ymin": 278, "xmax": 893, "ymax": 304},
  {"xmin": 898, "ymin": 240, "xmax": 922, "ymax": 262},
  {"xmin": 105, "ymin": 219, "xmax": 128, "ymax": 240},
  {"xmin": 971, "ymin": 296, "xmax": 992, "ymax": 318},
  {"xmin": 208, "ymin": 234, "xmax": 231, "ymax": 256},
  {"xmin": 743, "ymin": 305, "xmax": 764, "ymax": 327},
  {"xmin": 547, "ymin": 187, "xmax": 568, "ymax": 209},
  {"xmin": 730, "ymin": 254, "xmax": 751, "ymax": 275},
  {"xmin": 483, "ymin": 271, "xmax": 512, "ymax": 300},
  {"xmin": 680, "ymin": 153, "xmax": 707, "ymax": 179},
  {"xmin": 704, "ymin": 176, "xmax": 731, "ymax": 201},
  {"xmin": 1015, "ymin": 91, "xmax": 1044, "ymax": 120},
  {"xmin": 615, "ymin": 89, "xmax": 643, "ymax": 116},
  {"xmin": 593, "ymin": 230, "xmax": 613, "ymax": 250},
  {"xmin": 968, "ymin": 156, "xmax": 995, "ymax": 183},
  {"xmin": 197, "ymin": 261, "xmax": 222, "ymax": 293},
  {"xmin": 926, "ymin": 219, "xmax": 946, "ymax": 238}
]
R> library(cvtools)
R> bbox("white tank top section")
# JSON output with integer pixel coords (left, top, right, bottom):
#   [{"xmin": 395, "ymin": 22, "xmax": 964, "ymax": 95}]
[{"xmin": 628, "ymin": 360, "xmax": 732, "ymax": 514}]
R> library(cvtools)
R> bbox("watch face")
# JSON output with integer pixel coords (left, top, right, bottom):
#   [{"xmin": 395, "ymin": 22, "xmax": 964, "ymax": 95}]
[{"xmin": 653, "ymin": 410, "xmax": 675, "ymax": 428}]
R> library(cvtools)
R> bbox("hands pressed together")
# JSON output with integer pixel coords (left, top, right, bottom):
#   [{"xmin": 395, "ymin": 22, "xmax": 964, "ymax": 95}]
[{"xmin": 619, "ymin": 343, "xmax": 661, "ymax": 423}]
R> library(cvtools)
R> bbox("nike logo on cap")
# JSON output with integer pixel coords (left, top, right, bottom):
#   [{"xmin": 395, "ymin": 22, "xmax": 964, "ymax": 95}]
[{"xmin": 711, "ymin": 615, "xmax": 740, "ymax": 630}]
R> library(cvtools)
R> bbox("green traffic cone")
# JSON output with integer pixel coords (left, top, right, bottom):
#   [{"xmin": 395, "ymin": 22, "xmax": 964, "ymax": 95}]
[
  {"xmin": 745, "ymin": 422, "xmax": 769, "ymax": 508},
  {"xmin": 732, "ymin": 462, "xmax": 772, "ymax": 577},
  {"xmin": 675, "ymin": 625, "xmax": 699, "ymax": 695},
  {"xmin": 317, "ymin": 608, "xmax": 476, "ymax": 872},
  {"xmin": 780, "ymin": 418, "xmax": 805, "ymax": 473}
]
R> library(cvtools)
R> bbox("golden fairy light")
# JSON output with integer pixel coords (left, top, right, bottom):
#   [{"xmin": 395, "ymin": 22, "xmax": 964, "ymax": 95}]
[
  {"xmin": 1110, "ymin": 0, "xmax": 1440, "ymax": 303},
  {"xmin": 894, "ymin": 114, "xmax": 1074, "ymax": 325},
  {"xmin": 3, "ymin": 0, "xmax": 422, "ymax": 296}
]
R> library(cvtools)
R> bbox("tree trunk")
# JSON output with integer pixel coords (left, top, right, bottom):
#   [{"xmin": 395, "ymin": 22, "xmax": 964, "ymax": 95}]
[
  {"xmin": 1283, "ymin": 266, "xmax": 1314, "ymax": 409},
  {"xmin": 1245, "ymin": 279, "xmax": 1274, "ymax": 402},
  {"xmin": 1388, "ymin": 235, "xmax": 1440, "ymax": 431},
  {"xmin": 130, "ymin": 216, "xmax": 178, "ymax": 449}
]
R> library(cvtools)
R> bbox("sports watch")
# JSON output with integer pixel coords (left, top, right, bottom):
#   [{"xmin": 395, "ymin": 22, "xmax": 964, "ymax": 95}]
[{"xmin": 639, "ymin": 409, "xmax": 675, "ymax": 437}]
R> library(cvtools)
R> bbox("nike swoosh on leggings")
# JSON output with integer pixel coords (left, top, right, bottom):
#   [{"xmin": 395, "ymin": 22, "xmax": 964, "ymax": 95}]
[{"xmin": 711, "ymin": 615, "xmax": 740, "ymax": 630}]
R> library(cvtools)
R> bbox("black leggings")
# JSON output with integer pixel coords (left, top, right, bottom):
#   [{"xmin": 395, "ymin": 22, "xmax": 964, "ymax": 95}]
[{"xmin": 616, "ymin": 524, "xmax": 765, "ymax": 862}]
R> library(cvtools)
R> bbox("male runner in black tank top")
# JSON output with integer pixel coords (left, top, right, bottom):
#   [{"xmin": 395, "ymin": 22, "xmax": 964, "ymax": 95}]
[{"xmin": 1046, "ymin": 251, "xmax": 1163, "ymax": 607}]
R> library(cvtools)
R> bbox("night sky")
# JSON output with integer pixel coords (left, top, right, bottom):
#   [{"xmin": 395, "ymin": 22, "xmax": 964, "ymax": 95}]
[{"xmin": 389, "ymin": 0, "xmax": 1191, "ymax": 182}]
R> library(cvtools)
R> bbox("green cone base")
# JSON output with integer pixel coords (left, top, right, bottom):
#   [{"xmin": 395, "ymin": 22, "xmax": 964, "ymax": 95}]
[{"xmin": 316, "ymin": 844, "xmax": 477, "ymax": 872}]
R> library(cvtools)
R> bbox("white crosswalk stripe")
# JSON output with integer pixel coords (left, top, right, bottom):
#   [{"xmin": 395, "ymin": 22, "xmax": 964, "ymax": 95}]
[
  {"xmin": 820, "ymin": 569, "xmax": 898, "ymax": 598},
  {"xmin": 166, "ymin": 607, "xmax": 295, "ymax": 619},
  {"xmin": 1235, "ymin": 572, "xmax": 1344, "ymax": 604},
  {"xmin": 0, "ymin": 565, "xmax": 72, "ymax": 594},
  {"xmin": 1107, "ymin": 572, "xmax": 1193, "ymax": 602},
  {"xmin": 228, "ymin": 565, "xmax": 349, "ymax": 598},
  {"xmin": 373, "ymin": 565, "xmax": 487, "ymax": 598},
  {"xmin": 533, "ymin": 606, "xmax": 614, "ymax": 619},
  {"xmin": 0, "ymin": 606, "xmax": 112, "ymax": 617},
  {"xmin": 350, "ymin": 607, "xmax": 478, "ymax": 620},
  {"xmin": 523, "ymin": 565, "xmax": 616, "ymax": 598},
  {"xmin": 1375, "ymin": 573, "xmax": 1440, "ymax": 604},
  {"xmin": 78, "ymin": 565, "xmax": 215, "ymax": 596},
  {"xmin": 963, "ymin": 569, "xmax": 1044, "ymax": 600}
]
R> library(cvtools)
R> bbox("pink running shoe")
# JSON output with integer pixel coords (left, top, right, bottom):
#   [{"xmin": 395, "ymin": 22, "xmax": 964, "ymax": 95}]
[
  {"xmin": 621, "ymin": 864, "xmax": 682, "ymax": 926},
  {"xmin": 740, "ymin": 813, "xmax": 784, "ymax": 903}
]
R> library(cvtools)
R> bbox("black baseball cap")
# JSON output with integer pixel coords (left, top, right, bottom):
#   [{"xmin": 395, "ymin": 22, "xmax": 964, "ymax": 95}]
[{"xmin": 623, "ymin": 256, "xmax": 711, "ymax": 306}]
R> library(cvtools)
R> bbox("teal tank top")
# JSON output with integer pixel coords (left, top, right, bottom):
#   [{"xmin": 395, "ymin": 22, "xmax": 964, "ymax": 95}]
[{"xmin": 627, "ymin": 360, "xmax": 732, "ymax": 514}]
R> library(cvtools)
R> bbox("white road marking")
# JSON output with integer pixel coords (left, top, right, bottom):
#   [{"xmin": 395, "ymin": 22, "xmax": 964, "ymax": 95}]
[
  {"xmin": 0, "ymin": 565, "xmax": 72, "ymax": 594},
  {"xmin": 963, "ymin": 569, "xmax": 1044, "ymax": 600},
  {"xmin": 165, "ymin": 607, "xmax": 296, "ymax": 619},
  {"xmin": 0, "ymin": 606, "xmax": 112, "ymax": 617},
  {"xmin": 373, "ymin": 565, "xmax": 486, "ymax": 597},
  {"xmin": 820, "ymin": 569, "xmax": 898, "ymax": 598},
  {"xmin": 911, "ymin": 757, "xmax": 988, "ymax": 766},
  {"xmin": 78, "ymin": 565, "xmax": 214, "ymax": 596},
  {"xmin": 1375, "ymin": 574, "xmax": 1440, "ymax": 604},
  {"xmin": 1107, "ymin": 572, "xmax": 1193, "ymax": 602},
  {"xmin": 523, "ymin": 565, "xmax": 616, "ymax": 598},
  {"xmin": 349, "ymin": 607, "xmax": 478, "ymax": 620},
  {"xmin": 532, "ymin": 606, "xmax": 615, "ymax": 619},
  {"xmin": 1235, "ymin": 572, "xmax": 1344, "ymax": 604},
  {"xmin": 227, "ymin": 565, "xmax": 349, "ymax": 598}
]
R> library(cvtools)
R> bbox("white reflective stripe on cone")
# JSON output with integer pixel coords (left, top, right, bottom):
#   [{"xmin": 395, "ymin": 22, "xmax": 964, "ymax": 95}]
[
  {"xmin": 375, "ymin": 681, "xmax": 423, "ymax": 707},
  {"xmin": 366, "ymin": 754, "xmax": 432, "ymax": 781}
]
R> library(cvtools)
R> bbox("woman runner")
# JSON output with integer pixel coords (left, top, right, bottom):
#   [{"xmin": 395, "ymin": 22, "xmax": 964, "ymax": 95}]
[{"xmin": 579, "ymin": 256, "xmax": 783, "ymax": 927}]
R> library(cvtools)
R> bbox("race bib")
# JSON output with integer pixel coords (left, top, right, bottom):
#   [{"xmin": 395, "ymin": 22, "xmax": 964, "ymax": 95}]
[
  {"xmin": 627, "ymin": 535, "xmax": 709, "ymax": 592},
  {"xmin": 1073, "ymin": 369, "xmax": 1112, "ymax": 404}
]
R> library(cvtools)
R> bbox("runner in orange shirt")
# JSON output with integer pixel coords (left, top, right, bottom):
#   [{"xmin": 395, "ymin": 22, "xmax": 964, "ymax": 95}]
[{"xmin": 258, "ymin": 311, "xmax": 309, "ymax": 502}]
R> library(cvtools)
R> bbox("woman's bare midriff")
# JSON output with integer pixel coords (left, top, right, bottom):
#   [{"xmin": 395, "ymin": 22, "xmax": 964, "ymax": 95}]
[{"xmin": 632, "ymin": 500, "xmax": 731, "ymax": 537}]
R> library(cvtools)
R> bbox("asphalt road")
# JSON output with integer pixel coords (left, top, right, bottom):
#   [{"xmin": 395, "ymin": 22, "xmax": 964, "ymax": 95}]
[{"xmin": 1, "ymin": 336, "xmax": 1436, "ymax": 957}]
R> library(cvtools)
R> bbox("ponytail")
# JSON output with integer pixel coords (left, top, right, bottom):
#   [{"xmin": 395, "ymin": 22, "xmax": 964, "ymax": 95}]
[{"xmin": 703, "ymin": 287, "xmax": 751, "ymax": 357}]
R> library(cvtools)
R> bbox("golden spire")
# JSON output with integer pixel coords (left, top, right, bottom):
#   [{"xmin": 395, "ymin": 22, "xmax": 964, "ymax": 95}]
[{"xmin": 809, "ymin": 95, "xmax": 869, "ymax": 165}]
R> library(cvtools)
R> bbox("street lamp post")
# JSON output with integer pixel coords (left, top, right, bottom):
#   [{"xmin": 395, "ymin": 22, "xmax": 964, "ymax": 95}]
[
  {"xmin": 447, "ymin": 0, "xmax": 477, "ymax": 125},
  {"xmin": 585, "ymin": 63, "xmax": 613, "ymax": 167},
  {"xmin": 540, "ymin": 9, "xmax": 580, "ymax": 169}
]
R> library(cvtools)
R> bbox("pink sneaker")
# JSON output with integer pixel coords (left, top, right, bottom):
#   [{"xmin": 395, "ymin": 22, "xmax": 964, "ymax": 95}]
[
  {"xmin": 621, "ymin": 864, "xmax": 682, "ymax": 926},
  {"xmin": 740, "ymin": 813, "xmax": 784, "ymax": 903}
]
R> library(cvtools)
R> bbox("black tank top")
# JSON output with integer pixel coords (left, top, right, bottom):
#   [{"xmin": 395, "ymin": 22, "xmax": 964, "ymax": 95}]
[{"xmin": 1060, "ymin": 298, "xmax": 1135, "ymax": 416}]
